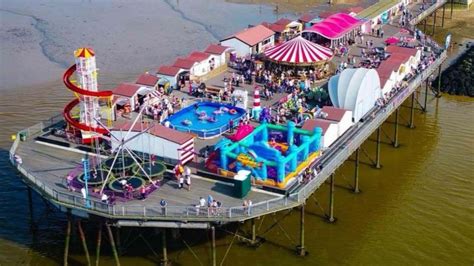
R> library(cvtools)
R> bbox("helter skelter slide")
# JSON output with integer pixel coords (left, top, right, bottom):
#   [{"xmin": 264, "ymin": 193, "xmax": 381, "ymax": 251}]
[{"xmin": 63, "ymin": 48, "xmax": 113, "ymax": 142}]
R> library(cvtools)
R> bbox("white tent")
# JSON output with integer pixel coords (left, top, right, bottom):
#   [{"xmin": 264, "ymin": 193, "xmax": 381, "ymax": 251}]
[{"xmin": 329, "ymin": 68, "xmax": 382, "ymax": 122}]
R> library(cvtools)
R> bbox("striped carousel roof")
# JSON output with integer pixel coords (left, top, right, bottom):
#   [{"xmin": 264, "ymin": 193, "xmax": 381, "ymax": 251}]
[
  {"xmin": 74, "ymin": 47, "xmax": 95, "ymax": 58},
  {"xmin": 264, "ymin": 36, "xmax": 333, "ymax": 65}
]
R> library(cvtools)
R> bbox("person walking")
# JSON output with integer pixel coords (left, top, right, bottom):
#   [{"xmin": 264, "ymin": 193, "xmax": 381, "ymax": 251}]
[
  {"xmin": 160, "ymin": 198, "xmax": 167, "ymax": 215},
  {"xmin": 184, "ymin": 166, "xmax": 192, "ymax": 191}
]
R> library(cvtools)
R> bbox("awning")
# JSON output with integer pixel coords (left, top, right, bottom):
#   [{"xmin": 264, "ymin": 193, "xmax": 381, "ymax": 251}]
[
  {"xmin": 303, "ymin": 13, "xmax": 364, "ymax": 40},
  {"xmin": 263, "ymin": 36, "xmax": 333, "ymax": 66}
]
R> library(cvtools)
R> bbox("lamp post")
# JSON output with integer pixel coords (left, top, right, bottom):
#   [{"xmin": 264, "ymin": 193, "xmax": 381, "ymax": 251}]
[{"xmin": 82, "ymin": 154, "xmax": 91, "ymax": 208}]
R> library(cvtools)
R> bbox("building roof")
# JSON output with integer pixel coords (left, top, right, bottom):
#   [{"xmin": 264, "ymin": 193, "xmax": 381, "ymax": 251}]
[
  {"xmin": 156, "ymin": 65, "xmax": 182, "ymax": 77},
  {"xmin": 299, "ymin": 13, "xmax": 317, "ymax": 23},
  {"xmin": 304, "ymin": 13, "xmax": 364, "ymax": 40},
  {"xmin": 187, "ymin": 51, "xmax": 212, "ymax": 62},
  {"xmin": 113, "ymin": 83, "xmax": 142, "ymax": 98},
  {"xmin": 321, "ymin": 106, "xmax": 349, "ymax": 122},
  {"xmin": 221, "ymin": 25, "xmax": 275, "ymax": 47},
  {"xmin": 274, "ymin": 18, "xmax": 292, "ymax": 26},
  {"xmin": 377, "ymin": 46, "xmax": 418, "ymax": 86},
  {"xmin": 302, "ymin": 118, "xmax": 335, "ymax": 135},
  {"xmin": 261, "ymin": 22, "xmax": 286, "ymax": 33},
  {"xmin": 135, "ymin": 73, "xmax": 159, "ymax": 87},
  {"xmin": 204, "ymin": 44, "xmax": 230, "ymax": 55},
  {"xmin": 357, "ymin": 0, "xmax": 399, "ymax": 19},
  {"xmin": 113, "ymin": 122, "xmax": 194, "ymax": 145},
  {"xmin": 172, "ymin": 58, "xmax": 196, "ymax": 69}
]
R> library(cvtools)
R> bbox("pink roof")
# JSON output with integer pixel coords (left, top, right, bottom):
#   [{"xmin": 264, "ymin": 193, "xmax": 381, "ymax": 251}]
[
  {"xmin": 302, "ymin": 118, "xmax": 335, "ymax": 135},
  {"xmin": 222, "ymin": 25, "xmax": 275, "ymax": 46},
  {"xmin": 113, "ymin": 83, "xmax": 142, "ymax": 97},
  {"xmin": 114, "ymin": 122, "xmax": 194, "ymax": 145},
  {"xmin": 299, "ymin": 13, "xmax": 317, "ymax": 23},
  {"xmin": 157, "ymin": 65, "xmax": 182, "ymax": 77},
  {"xmin": 187, "ymin": 51, "xmax": 211, "ymax": 62},
  {"xmin": 264, "ymin": 36, "xmax": 333, "ymax": 64},
  {"xmin": 304, "ymin": 13, "xmax": 363, "ymax": 40},
  {"xmin": 204, "ymin": 44, "xmax": 229, "ymax": 55},
  {"xmin": 321, "ymin": 106, "xmax": 349, "ymax": 122},
  {"xmin": 261, "ymin": 22, "xmax": 286, "ymax": 33},
  {"xmin": 172, "ymin": 58, "xmax": 196, "ymax": 69},
  {"xmin": 274, "ymin": 18, "xmax": 292, "ymax": 26},
  {"xmin": 135, "ymin": 73, "xmax": 159, "ymax": 87}
]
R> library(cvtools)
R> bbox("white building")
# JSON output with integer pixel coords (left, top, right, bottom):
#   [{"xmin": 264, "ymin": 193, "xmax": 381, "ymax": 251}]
[
  {"xmin": 302, "ymin": 118, "xmax": 339, "ymax": 148},
  {"xmin": 113, "ymin": 83, "xmax": 154, "ymax": 111},
  {"xmin": 320, "ymin": 106, "xmax": 353, "ymax": 136},
  {"xmin": 111, "ymin": 123, "xmax": 195, "ymax": 164},
  {"xmin": 156, "ymin": 66, "xmax": 183, "ymax": 90},
  {"xmin": 328, "ymin": 68, "xmax": 382, "ymax": 122},
  {"xmin": 204, "ymin": 44, "xmax": 231, "ymax": 68},
  {"xmin": 220, "ymin": 25, "xmax": 275, "ymax": 57}
]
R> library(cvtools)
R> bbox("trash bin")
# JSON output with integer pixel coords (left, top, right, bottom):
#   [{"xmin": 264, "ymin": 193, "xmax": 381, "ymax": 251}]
[
  {"xmin": 19, "ymin": 132, "xmax": 27, "ymax": 141},
  {"xmin": 234, "ymin": 170, "xmax": 251, "ymax": 198}
]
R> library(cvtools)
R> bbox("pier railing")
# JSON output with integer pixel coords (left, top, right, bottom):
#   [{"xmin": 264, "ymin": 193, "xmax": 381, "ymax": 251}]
[
  {"xmin": 10, "ymin": 50, "xmax": 447, "ymax": 223},
  {"xmin": 409, "ymin": 0, "xmax": 448, "ymax": 26}
]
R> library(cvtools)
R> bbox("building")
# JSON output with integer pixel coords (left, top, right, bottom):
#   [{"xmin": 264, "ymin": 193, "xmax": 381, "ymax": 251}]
[
  {"xmin": 135, "ymin": 73, "xmax": 159, "ymax": 90},
  {"xmin": 377, "ymin": 46, "xmax": 421, "ymax": 97},
  {"xmin": 186, "ymin": 51, "xmax": 213, "ymax": 77},
  {"xmin": 302, "ymin": 118, "xmax": 339, "ymax": 148},
  {"xmin": 156, "ymin": 66, "xmax": 183, "ymax": 90},
  {"xmin": 328, "ymin": 68, "xmax": 382, "ymax": 122},
  {"xmin": 112, "ymin": 83, "xmax": 154, "ymax": 111},
  {"xmin": 220, "ymin": 25, "xmax": 275, "ymax": 57},
  {"xmin": 204, "ymin": 44, "xmax": 231, "ymax": 69},
  {"xmin": 320, "ymin": 106, "xmax": 353, "ymax": 136},
  {"xmin": 111, "ymin": 123, "xmax": 195, "ymax": 164}
]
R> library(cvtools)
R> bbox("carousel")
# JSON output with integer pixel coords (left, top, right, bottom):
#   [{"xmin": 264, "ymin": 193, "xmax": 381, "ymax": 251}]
[{"xmin": 263, "ymin": 35, "xmax": 333, "ymax": 67}]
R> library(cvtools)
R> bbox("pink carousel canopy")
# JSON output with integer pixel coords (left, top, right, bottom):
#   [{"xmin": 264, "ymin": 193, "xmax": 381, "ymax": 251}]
[
  {"xmin": 303, "ymin": 13, "xmax": 363, "ymax": 40},
  {"xmin": 264, "ymin": 36, "xmax": 333, "ymax": 65}
]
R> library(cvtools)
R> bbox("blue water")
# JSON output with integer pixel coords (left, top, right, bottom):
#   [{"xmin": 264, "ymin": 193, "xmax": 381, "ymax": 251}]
[{"xmin": 166, "ymin": 102, "xmax": 246, "ymax": 138}]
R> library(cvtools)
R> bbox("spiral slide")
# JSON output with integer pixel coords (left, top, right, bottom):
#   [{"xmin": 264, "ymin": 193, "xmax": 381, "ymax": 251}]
[{"xmin": 63, "ymin": 64, "xmax": 113, "ymax": 134}]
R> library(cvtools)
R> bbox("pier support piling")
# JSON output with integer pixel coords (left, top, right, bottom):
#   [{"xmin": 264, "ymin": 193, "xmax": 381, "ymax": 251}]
[
  {"xmin": 423, "ymin": 80, "xmax": 429, "ymax": 112},
  {"xmin": 353, "ymin": 148, "xmax": 360, "ymax": 193},
  {"xmin": 327, "ymin": 174, "xmax": 336, "ymax": 223},
  {"xmin": 450, "ymin": 0, "xmax": 454, "ymax": 19},
  {"xmin": 393, "ymin": 109, "xmax": 400, "ymax": 148},
  {"xmin": 442, "ymin": 4, "xmax": 446, "ymax": 27},
  {"xmin": 78, "ymin": 220, "xmax": 91, "ymax": 266},
  {"xmin": 106, "ymin": 224, "xmax": 121, "ymax": 266},
  {"xmin": 433, "ymin": 10, "xmax": 437, "ymax": 35},
  {"xmin": 424, "ymin": 19, "xmax": 427, "ymax": 32},
  {"xmin": 375, "ymin": 127, "xmax": 381, "ymax": 169},
  {"xmin": 409, "ymin": 93, "xmax": 416, "ymax": 128},
  {"xmin": 161, "ymin": 229, "xmax": 168, "ymax": 265},
  {"xmin": 437, "ymin": 65, "xmax": 442, "ymax": 98},
  {"xmin": 95, "ymin": 223, "xmax": 102, "ymax": 266},
  {"xmin": 64, "ymin": 211, "xmax": 72, "ymax": 266},
  {"xmin": 251, "ymin": 219, "xmax": 257, "ymax": 245},
  {"xmin": 211, "ymin": 226, "xmax": 217, "ymax": 266},
  {"xmin": 27, "ymin": 187, "xmax": 35, "ymax": 231},
  {"xmin": 296, "ymin": 204, "xmax": 307, "ymax": 256}
]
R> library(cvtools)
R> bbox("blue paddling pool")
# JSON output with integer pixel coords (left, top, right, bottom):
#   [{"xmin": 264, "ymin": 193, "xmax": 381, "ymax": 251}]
[{"xmin": 165, "ymin": 101, "xmax": 246, "ymax": 139}]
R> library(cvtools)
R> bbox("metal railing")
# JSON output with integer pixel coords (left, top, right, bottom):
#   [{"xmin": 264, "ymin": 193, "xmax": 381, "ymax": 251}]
[
  {"xmin": 409, "ymin": 0, "xmax": 448, "ymax": 26},
  {"xmin": 9, "ymin": 52, "xmax": 448, "ymax": 223}
]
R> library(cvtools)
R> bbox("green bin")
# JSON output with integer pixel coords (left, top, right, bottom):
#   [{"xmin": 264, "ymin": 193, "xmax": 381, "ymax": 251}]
[
  {"xmin": 234, "ymin": 170, "xmax": 251, "ymax": 198},
  {"xmin": 19, "ymin": 132, "xmax": 27, "ymax": 141}
]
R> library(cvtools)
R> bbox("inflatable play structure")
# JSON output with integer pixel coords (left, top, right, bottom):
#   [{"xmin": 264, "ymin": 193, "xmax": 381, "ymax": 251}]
[{"xmin": 211, "ymin": 121, "xmax": 322, "ymax": 188}]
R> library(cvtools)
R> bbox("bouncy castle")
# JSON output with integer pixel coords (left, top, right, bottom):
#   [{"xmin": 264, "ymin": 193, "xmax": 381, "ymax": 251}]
[{"xmin": 212, "ymin": 121, "xmax": 322, "ymax": 188}]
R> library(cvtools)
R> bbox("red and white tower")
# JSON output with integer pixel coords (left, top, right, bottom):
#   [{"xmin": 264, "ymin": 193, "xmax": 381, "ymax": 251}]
[
  {"xmin": 251, "ymin": 86, "xmax": 262, "ymax": 119},
  {"xmin": 74, "ymin": 48, "xmax": 100, "ymax": 131}
]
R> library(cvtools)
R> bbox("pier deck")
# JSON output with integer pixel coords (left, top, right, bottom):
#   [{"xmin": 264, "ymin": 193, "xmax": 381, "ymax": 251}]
[{"xmin": 9, "ymin": 0, "xmax": 448, "ymax": 227}]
